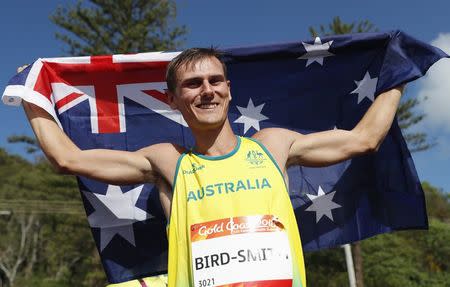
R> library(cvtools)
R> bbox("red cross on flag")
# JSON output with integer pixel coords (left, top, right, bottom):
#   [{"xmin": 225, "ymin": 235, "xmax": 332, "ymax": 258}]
[{"xmin": 23, "ymin": 52, "xmax": 186, "ymax": 133}]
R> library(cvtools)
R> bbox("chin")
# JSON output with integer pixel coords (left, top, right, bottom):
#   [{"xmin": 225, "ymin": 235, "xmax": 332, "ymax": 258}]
[{"xmin": 191, "ymin": 117, "xmax": 228, "ymax": 131}]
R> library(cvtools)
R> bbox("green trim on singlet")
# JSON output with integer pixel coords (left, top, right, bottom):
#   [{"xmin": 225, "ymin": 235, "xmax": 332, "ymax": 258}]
[
  {"xmin": 172, "ymin": 153, "xmax": 186, "ymax": 191},
  {"xmin": 192, "ymin": 135, "xmax": 241, "ymax": 160},
  {"xmin": 247, "ymin": 137, "xmax": 289, "ymax": 191},
  {"xmin": 168, "ymin": 153, "xmax": 186, "ymax": 226}
]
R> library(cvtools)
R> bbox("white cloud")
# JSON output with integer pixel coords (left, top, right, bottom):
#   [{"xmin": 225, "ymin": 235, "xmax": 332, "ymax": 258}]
[{"xmin": 417, "ymin": 33, "xmax": 450, "ymax": 132}]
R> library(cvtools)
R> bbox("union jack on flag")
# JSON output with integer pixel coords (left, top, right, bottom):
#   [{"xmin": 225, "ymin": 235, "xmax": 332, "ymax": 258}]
[
  {"xmin": 2, "ymin": 30, "xmax": 448, "ymax": 284},
  {"xmin": 5, "ymin": 52, "xmax": 185, "ymax": 133}
]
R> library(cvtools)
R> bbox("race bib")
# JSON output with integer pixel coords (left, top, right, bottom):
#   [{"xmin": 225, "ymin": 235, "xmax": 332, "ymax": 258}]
[{"xmin": 190, "ymin": 215, "xmax": 293, "ymax": 287}]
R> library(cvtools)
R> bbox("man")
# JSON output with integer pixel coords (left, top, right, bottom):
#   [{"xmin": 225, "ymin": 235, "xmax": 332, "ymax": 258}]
[{"xmin": 23, "ymin": 48, "xmax": 403, "ymax": 287}]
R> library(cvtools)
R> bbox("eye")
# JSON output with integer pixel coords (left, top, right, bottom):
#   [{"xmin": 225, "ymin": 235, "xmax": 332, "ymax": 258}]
[
  {"xmin": 183, "ymin": 79, "xmax": 201, "ymax": 88},
  {"xmin": 209, "ymin": 76, "xmax": 225, "ymax": 85}
]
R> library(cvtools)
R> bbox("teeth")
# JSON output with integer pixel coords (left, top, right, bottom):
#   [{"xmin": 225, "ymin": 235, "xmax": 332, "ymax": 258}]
[{"xmin": 197, "ymin": 103, "xmax": 218, "ymax": 109}]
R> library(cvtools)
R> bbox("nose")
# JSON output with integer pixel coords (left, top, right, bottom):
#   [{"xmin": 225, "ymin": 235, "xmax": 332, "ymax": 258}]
[{"xmin": 200, "ymin": 80, "xmax": 214, "ymax": 97}]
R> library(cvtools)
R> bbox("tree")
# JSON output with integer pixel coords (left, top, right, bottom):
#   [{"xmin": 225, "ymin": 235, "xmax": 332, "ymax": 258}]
[
  {"xmin": 304, "ymin": 248, "xmax": 348, "ymax": 287},
  {"xmin": 362, "ymin": 219, "xmax": 450, "ymax": 287},
  {"xmin": 309, "ymin": 16, "xmax": 431, "ymax": 153},
  {"xmin": 0, "ymin": 148, "xmax": 104, "ymax": 286},
  {"xmin": 50, "ymin": 0, "xmax": 187, "ymax": 56},
  {"xmin": 309, "ymin": 16, "xmax": 377, "ymax": 37},
  {"xmin": 397, "ymin": 98, "xmax": 432, "ymax": 152},
  {"xmin": 0, "ymin": 214, "xmax": 40, "ymax": 287},
  {"xmin": 7, "ymin": 135, "xmax": 40, "ymax": 154},
  {"xmin": 422, "ymin": 181, "xmax": 450, "ymax": 221}
]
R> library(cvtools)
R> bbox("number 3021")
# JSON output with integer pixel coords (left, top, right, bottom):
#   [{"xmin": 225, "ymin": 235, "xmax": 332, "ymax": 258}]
[{"xmin": 198, "ymin": 278, "xmax": 215, "ymax": 287}]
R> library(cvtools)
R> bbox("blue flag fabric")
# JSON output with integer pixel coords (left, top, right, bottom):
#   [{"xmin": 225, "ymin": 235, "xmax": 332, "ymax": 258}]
[{"xmin": 2, "ymin": 30, "xmax": 447, "ymax": 283}]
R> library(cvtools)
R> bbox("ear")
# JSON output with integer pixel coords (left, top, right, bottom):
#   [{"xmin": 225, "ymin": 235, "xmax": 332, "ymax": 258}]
[
  {"xmin": 166, "ymin": 90, "xmax": 178, "ymax": 110},
  {"xmin": 227, "ymin": 80, "xmax": 232, "ymax": 101}
]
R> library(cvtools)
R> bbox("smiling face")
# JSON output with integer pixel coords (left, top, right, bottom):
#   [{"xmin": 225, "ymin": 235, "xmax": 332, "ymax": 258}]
[{"xmin": 167, "ymin": 56, "xmax": 232, "ymax": 131}]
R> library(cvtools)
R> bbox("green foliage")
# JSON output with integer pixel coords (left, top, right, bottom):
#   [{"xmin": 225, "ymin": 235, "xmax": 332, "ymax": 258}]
[
  {"xmin": 361, "ymin": 182, "xmax": 450, "ymax": 287},
  {"xmin": 397, "ymin": 97, "xmax": 432, "ymax": 152},
  {"xmin": 309, "ymin": 16, "xmax": 377, "ymax": 38},
  {"xmin": 363, "ymin": 232, "xmax": 424, "ymax": 287},
  {"xmin": 361, "ymin": 219, "xmax": 450, "ymax": 287},
  {"xmin": 7, "ymin": 135, "xmax": 39, "ymax": 154},
  {"xmin": 416, "ymin": 219, "xmax": 450, "ymax": 273},
  {"xmin": 422, "ymin": 181, "xmax": 450, "ymax": 220},
  {"xmin": 304, "ymin": 247, "xmax": 348, "ymax": 287},
  {"xmin": 0, "ymin": 149, "xmax": 105, "ymax": 286},
  {"xmin": 309, "ymin": 17, "xmax": 431, "ymax": 153},
  {"xmin": 50, "ymin": 0, "xmax": 187, "ymax": 56},
  {"xmin": 305, "ymin": 222, "xmax": 450, "ymax": 287}
]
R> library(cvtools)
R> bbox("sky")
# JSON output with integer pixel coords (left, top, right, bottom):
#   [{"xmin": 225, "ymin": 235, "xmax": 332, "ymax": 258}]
[{"xmin": 0, "ymin": 0, "xmax": 449, "ymax": 192}]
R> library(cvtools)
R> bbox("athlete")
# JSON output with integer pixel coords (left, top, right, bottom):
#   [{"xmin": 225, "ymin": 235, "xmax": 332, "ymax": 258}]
[{"xmin": 23, "ymin": 48, "xmax": 404, "ymax": 287}]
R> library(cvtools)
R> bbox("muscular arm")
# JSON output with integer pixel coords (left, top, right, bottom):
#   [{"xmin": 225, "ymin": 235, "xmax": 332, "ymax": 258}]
[
  {"xmin": 254, "ymin": 86, "xmax": 404, "ymax": 170},
  {"xmin": 23, "ymin": 101, "xmax": 178, "ymax": 185}
]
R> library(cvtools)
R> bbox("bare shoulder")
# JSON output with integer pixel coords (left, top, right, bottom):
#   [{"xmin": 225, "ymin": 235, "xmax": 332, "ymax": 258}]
[
  {"xmin": 138, "ymin": 142, "xmax": 185, "ymax": 156},
  {"xmin": 252, "ymin": 128, "xmax": 297, "ymax": 149},
  {"xmin": 137, "ymin": 142, "xmax": 185, "ymax": 186},
  {"xmin": 252, "ymin": 128, "xmax": 297, "ymax": 171}
]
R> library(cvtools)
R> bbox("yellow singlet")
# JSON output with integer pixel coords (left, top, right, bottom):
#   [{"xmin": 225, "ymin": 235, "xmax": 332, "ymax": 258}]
[{"xmin": 167, "ymin": 136, "xmax": 306, "ymax": 287}]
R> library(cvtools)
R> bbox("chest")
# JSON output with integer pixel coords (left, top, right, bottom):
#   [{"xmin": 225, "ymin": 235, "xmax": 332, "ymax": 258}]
[{"xmin": 175, "ymin": 143, "xmax": 287, "ymax": 221}]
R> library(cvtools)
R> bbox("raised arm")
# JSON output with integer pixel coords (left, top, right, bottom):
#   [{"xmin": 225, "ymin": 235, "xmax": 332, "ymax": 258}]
[
  {"xmin": 23, "ymin": 101, "xmax": 178, "ymax": 185},
  {"xmin": 254, "ymin": 86, "xmax": 404, "ymax": 170}
]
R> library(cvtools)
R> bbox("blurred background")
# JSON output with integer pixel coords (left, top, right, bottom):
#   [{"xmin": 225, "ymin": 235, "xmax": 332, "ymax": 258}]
[{"xmin": 0, "ymin": 1, "xmax": 449, "ymax": 286}]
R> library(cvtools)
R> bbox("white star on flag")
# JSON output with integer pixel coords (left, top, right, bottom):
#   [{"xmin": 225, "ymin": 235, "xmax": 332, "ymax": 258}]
[
  {"xmin": 234, "ymin": 98, "xmax": 269, "ymax": 134},
  {"xmin": 351, "ymin": 71, "xmax": 378, "ymax": 104},
  {"xmin": 305, "ymin": 186, "xmax": 342, "ymax": 223},
  {"xmin": 298, "ymin": 37, "xmax": 334, "ymax": 67},
  {"xmin": 82, "ymin": 184, "xmax": 153, "ymax": 251}
]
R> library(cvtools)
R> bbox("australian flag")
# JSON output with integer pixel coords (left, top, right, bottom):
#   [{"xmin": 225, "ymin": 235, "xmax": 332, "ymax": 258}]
[{"xmin": 2, "ymin": 30, "xmax": 448, "ymax": 284}]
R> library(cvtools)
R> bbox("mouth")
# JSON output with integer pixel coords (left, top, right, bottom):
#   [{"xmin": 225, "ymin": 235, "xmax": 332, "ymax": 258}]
[{"xmin": 195, "ymin": 103, "xmax": 219, "ymax": 109}]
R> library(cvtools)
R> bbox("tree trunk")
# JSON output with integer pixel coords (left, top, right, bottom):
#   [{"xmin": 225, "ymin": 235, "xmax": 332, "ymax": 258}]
[
  {"xmin": 24, "ymin": 219, "xmax": 41, "ymax": 278},
  {"xmin": 0, "ymin": 214, "xmax": 37, "ymax": 287},
  {"xmin": 353, "ymin": 242, "xmax": 364, "ymax": 287}
]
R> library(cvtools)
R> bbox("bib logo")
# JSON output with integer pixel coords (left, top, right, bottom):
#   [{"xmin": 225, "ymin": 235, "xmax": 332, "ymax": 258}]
[
  {"xmin": 183, "ymin": 163, "xmax": 206, "ymax": 175},
  {"xmin": 246, "ymin": 150, "xmax": 266, "ymax": 166}
]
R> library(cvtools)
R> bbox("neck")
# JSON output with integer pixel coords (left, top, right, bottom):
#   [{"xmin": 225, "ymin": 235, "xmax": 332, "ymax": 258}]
[{"xmin": 191, "ymin": 119, "xmax": 237, "ymax": 157}]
